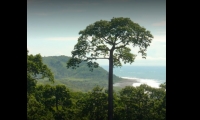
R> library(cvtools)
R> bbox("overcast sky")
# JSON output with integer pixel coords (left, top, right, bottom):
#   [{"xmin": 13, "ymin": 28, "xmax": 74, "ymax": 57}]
[{"xmin": 27, "ymin": 0, "xmax": 166, "ymax": 66}]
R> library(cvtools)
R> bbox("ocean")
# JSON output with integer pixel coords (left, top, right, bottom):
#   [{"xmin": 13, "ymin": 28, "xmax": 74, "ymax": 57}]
[{"xmin": 101, "ymin": 66, "xmax": 166, "ymax": 88}]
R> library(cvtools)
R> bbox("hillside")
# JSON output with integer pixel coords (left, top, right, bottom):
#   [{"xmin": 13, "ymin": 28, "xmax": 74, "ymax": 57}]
[{"xmin": 38, "ymin": 55, "xmax": 123, "ymax": 91}]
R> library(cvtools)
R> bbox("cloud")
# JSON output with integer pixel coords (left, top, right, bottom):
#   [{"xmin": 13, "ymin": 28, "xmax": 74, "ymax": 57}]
[
  {"xmin": 44, "ymin": 37, "xmax": 79, "ymax": 41},
  {"xmin": 132, "ymin": 56, "xmax": 166, "ymax": 66},
  {"xmin": 156, "ymin": 31, "xmax": 166, "ymax": 34},
  {"xmin": 152, "ymin": 21, "xmax": 166, "ymax": 26},
  {"xmin": 134, "ymin": 53, "xmax": 165, "ymax": 60},
  {"xmin": 145, "ymin": 56, "xmax": 166, "ymax": 61},
  {"xmin": 152, "ymin": 35, "xmax": 166, "ymax": 43}
]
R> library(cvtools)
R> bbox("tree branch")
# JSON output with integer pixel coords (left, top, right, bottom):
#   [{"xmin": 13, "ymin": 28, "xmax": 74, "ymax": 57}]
[
  {"xmin": 102, "ymin": 37, "xmax": 113, "ymax": 44},
  {"xmin": 95, "ymin": 48, "xmax": 110, "ymax": 51},
  {"xmin": 115, "ymin": 41, "xmax": 129, "ymax": 49},
  {"xmin": 115, "ymin": 34, "xmax": 129, "ymax": 45},
  {"xmin": 115, "ymin": 41, "xmax": 122, "ymax": 45},
  {"xmin": 87, "ymin": 57, "xmax": 109, "ymax": 60}
]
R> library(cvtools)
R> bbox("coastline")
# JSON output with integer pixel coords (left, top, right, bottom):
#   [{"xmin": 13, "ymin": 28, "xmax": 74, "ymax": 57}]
[{"xmin": 114, "ymin": 78, "xmax": 140, "ymax": 88}]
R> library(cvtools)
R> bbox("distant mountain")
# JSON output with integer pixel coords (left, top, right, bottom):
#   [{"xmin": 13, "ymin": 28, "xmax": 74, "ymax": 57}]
[{"xmin": 40, "ymin": 56, "xmax": 123, "ymax": 91}]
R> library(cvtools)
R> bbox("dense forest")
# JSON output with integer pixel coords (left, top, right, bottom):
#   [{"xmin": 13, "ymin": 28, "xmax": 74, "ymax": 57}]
[{"xmin": 27, "ymin": 51, "xmax": 166, "ymax": 120}]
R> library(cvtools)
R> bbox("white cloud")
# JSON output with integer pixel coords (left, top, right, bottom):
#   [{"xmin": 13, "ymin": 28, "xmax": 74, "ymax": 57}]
[
  {"xmin": 124, "ymin": 34, "xmax": 166, "ymax": 66},
  {"xmin": 156, "ymin": 31, "xmax": 166, "ymax": 34},
  {"xmin": 152, "ymin": 35, "xmax": 166, "ymax": 43},
  {"xmin": 131, "ymin": 55, "xmax": 166, "ymax": 66},
  {"xmin": 136, "ymin": 56, "xmax": 166, "ymax": 61}
]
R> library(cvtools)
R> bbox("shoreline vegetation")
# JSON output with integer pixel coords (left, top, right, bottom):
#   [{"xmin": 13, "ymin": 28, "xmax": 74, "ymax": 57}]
[{"xmin": 28, "ymin": 52, "xmax": 166, "ymax": 120}]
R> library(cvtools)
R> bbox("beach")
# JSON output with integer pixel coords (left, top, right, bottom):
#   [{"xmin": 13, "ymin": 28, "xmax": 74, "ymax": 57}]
[
  {"xmin": 114, "ymin": 77, "xmax": 162, "ymax": 88},
  {"xmin": 102, "ymin": 66, "xmax": 166, "ymax": 88},
  {"xmin": 113, "ymin": 78, "xmax": 140, "ymax": 88}
]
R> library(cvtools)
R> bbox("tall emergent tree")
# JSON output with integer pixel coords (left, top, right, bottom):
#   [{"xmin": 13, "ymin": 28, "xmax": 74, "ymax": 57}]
[{"xmin": 67, "ymin": 17, "xmax": 153, "ymax": 120}]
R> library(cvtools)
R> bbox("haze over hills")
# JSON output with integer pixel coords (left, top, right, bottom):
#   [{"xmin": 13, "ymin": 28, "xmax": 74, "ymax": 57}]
[{"xmin": 38, "ymin": 55, "xmax": 123, "ymax": 91}]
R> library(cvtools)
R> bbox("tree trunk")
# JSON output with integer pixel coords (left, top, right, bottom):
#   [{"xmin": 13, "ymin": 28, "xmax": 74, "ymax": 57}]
[
  {"xmin": 56, "ymin": 95, "xmax": 58, "ymax": 111},
  {"xmin": 108, "ymin": 49, "xmax": 113, "ymax": 120}
]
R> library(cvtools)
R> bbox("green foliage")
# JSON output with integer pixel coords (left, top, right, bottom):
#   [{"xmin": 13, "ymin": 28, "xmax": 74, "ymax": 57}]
[
  {"xmin": 67, "ymin": 17, "xmax": 153, "ymax": 70},
  {"xmin": 54, "ymin": 109, "xmax": 71, "ymax": 120},
  {"xmin": 27, "ymin": 51, "xmax": 54, "ymax": 82},
  {"xmin": 55, "ymin": 85, "xmax": 72, "ymax": 110},
  {"xmin": 27, "ymin": 95, "xmax": 54, "ymax": 120},
  {"xmin": 76, "ymin": 86, "xmax": 108, "ymax": 120},
  {"xmin": 27, "ymin": 50, "xmax": 54, "ymax": 94},
  {"xmin": 159, "ymin": 82, "xmax": 166, "ymax": 89},
  {"xmin": 34, "ymin": 84, "xmax": 72, "ymax": 112},
  {"xmin": 114, "ymin": 84, "xmax": 166, "ymax": 120},
  {"xmin": 28, "ymin": 83, "xmax": 166, "ymax": 120},
  {"xmin": 27, "ymin": 74, "xmax": 37, "ymax": 94}
]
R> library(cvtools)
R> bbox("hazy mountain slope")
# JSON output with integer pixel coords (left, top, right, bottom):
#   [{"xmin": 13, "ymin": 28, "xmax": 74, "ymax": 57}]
[{"xmin": 39, "ymin": 56, "xmax": 123, "ymax": 91}]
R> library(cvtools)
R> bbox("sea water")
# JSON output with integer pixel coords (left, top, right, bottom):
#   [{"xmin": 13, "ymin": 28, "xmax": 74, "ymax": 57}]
[{"xmin": 101, "ymin": 66, "xmax": 166, "ymax": 88}]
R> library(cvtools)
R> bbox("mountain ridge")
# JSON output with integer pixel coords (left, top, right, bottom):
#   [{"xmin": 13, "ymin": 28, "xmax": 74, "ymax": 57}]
[{"xmin": 38, "ymin": 55, "xmax": 123, "ymax": 91}]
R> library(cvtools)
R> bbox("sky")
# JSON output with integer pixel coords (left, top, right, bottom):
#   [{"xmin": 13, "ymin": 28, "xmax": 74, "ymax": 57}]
[{"xmin": 27, "ymin": 0, "xmax": 166, "ymax": 66}]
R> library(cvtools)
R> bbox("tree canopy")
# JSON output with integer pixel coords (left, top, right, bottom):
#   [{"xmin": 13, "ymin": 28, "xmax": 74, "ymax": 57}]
[
  {"xmin": 67, "ymin": 17, "xmax": 153, "ymax": 70},
  {"xmin": 27, "ymin": 50, "xmax": 54, "ymax": 94}
]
